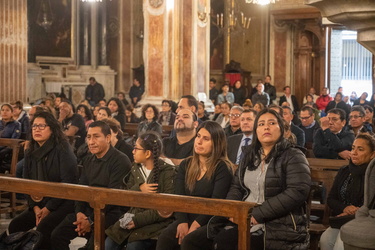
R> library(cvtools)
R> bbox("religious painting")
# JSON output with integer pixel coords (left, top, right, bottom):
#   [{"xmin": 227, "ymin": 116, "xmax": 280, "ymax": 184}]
[
  {"xmin": 28, "ymin": 0, "xmax": 76, "ymax": 63},
  {"xmin": 210, "ymin": 0, "xmax": 224, "ymax": 70}
]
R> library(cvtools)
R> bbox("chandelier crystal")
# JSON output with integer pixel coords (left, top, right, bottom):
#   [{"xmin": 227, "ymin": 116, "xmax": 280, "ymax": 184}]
[{"xmin": 245, "ymin": 0, "xmax": 278, "ymax": 5}]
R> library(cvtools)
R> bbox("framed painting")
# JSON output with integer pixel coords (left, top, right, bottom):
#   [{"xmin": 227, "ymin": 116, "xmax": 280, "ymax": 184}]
[{"xmin": 28, "ymin": 0, "xmax": 77, "ymax": 64}]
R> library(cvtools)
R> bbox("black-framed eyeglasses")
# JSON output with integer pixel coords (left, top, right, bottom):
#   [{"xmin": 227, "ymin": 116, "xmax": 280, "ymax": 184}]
[
  {"xmin": 349, "ymin": 115, "xmax": 363, "ymax": 120},
  {"xmin": 299, "ymin": 115, "xmax": 312, "ymax": 120},
  {"xmin": 133, "ymin": 147, "xmax": 146, "ymax": 151},
  {"xmin": 32, "ymin": 124, "xmax": 49, "ymax": 130}
]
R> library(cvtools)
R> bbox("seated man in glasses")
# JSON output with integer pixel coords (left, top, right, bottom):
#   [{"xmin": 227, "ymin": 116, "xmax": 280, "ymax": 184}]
[
  {"xmin": 298, "ymin": 106, "xmax": 321, "ymax": 149},
  {"xmin": 348, "ymin": 105, "xmax": 372, "ymax": 136},
  {"xmin": 313, "ymin": 108, "xmax": 355, "ymax": 160},
  {"xmin": 224, "ymin": 106, "xmax": 243, "ymax": 138}
]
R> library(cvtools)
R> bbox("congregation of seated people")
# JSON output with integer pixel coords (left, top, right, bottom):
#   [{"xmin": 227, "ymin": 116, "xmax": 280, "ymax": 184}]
[{"xmin": 2, "ymin": 76, "xmax": 375, "ymax": 250}]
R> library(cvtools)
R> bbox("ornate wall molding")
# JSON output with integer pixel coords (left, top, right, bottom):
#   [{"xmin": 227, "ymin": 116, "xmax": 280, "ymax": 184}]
[{"xmin": 145, "ymin": 0, "xmax": 165, "ymax": 16}]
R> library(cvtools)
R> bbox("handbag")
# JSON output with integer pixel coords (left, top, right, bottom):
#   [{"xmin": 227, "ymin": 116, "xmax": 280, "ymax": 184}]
[
  {"xmin": 328, "ymin": 214, "xmax": 355, "ymax": 229},
  {"xmin": 0, "ymin": 229, "xmax": 42, "ymax": 250}
]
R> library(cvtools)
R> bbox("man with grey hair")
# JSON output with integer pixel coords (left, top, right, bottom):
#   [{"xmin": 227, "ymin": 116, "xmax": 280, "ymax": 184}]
[{"xmin": 224, "ymin": 106, "xmax": 244, "ymax": 137}]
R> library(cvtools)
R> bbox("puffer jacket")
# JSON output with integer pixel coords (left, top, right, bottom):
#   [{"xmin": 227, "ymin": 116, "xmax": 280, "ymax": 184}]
[
  {"xmin": 105, "ymin": 159, "xmax": 176, "ymax": 245},
  {"xmin": 226, "ymin": 139, "xmax": 311, "ymax": 249}
]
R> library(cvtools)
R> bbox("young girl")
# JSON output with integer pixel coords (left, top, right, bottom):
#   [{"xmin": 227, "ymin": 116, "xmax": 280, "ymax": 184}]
[{"xmin": 105, "ymin": 131, "xmax": 175, "ymax": 250}]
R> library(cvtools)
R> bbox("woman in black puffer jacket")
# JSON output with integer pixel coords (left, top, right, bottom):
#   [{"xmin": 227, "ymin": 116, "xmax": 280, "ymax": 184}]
[
  {"xmin": 223, "ymin": 108, "xmax": 311, "ymax": 249},
  {"xmin": 184, "ymin": 108, "xmax": 311, "ymax": 250}
]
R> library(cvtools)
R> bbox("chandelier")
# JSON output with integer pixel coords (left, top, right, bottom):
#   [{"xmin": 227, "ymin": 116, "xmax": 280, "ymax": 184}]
[{"xmin": 245, "ymin": 0, "xmax": 278, "ymax": 5}]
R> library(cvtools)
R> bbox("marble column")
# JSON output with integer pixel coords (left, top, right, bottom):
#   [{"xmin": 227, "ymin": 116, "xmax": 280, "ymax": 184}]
[
  {"xmin": 142, "ymin": 0, "xmax": 210, "ymax": 105},
  {"xmin": 80, "ymin": 2, "xmax": 91, "ymax": 65},
  {"xmin": 99, "ymin": 1, "xmax": 107, "ymax": 65},
  {"xmin": 0, "ymin": 0, "xmax": 27, "ymax": 103}
]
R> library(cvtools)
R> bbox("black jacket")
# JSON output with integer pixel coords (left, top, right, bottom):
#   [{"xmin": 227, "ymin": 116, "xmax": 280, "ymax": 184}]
[
  {"xmin": 23, "ymin": 140, "xmax": 78, "ymax": 211},
  {"xmin": 264, "ymin": 83, "xmax": 276, "ymax": 102},
  {"xmin": 226, "ymin": 140, "xmax": 311, "ymax": 249},
  {"xmin": 313, "ymin": 127, "xmax": 355, "ymax": 159},
  {"xmin": 279, "ymin": 95, "xmax": 300, "ymax": 112},
  {"xmin": 85, "ymin": 82, "xmax": 105, "ymax": 104}
]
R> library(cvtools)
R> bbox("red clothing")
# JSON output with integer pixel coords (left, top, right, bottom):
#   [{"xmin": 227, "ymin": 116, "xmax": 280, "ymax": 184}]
[{"xmin": 316, "ymin": 95, "xmax": 333, "ymax": 111}]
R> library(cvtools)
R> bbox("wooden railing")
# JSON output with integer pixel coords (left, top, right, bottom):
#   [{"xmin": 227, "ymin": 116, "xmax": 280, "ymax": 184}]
[{"xmin": 0, "ymin": 176, "xmax": 255, "ymax": 250}]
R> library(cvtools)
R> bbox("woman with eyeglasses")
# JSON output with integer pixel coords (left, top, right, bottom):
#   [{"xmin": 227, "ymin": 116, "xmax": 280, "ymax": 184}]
[
  {"xmin": 136, "ymin": 104, "xmax": 162, "ymax": 138},
  {"xmin": 158, "ymin": 100, "xmax": 176, "ymax": 125},
  {"xmin": 8, "ymin": 112, "xmax": 78, "ymax": 249},
  {"xmin": 105, "ymin": 131, "xmax": 175, "ymax": 250},
  {"xmin": 156, "ymin": 121, "xmax": 235, "ymax": 250}
]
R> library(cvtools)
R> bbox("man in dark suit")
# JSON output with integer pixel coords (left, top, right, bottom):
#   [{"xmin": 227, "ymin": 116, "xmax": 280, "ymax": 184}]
[
  {"xmin": 279, "ymin": 86, "xmax": 300, "ymax": 112},
  {"xmin": 282, "ymin": 106, "xmax": 305, "ymax": 147},
  {"xmin": 298, "ymin": 105, "xmax": 321, "ymax": 149},
  {"xmin": 227, "ymin": 109, "xmax": 257, "ymax": 164}
]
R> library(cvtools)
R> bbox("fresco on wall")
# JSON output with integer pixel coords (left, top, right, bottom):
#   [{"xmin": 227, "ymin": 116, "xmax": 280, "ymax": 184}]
[{"xmin": 28, "ymin": 0, "xmax": 72, "ymax": 62}]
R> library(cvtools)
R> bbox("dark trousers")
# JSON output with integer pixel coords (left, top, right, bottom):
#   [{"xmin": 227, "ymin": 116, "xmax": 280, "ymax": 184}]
[
  {"xmin": 51, "ymin": 208, "xmax": 122, "ymax": 250},
  {"xmin": 8, "ymin": 201, "xmax": 73, "ymax": 249},
  {"xmin": 161, "ymin": 223, "xmax": 264, "ymax": 250},
  {"xmin": 156, "ymin": 221, "xmax": 213, "ymax": 250}
]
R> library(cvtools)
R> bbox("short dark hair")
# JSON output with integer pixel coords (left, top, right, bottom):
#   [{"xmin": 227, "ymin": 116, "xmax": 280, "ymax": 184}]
[
  {"xmin": 283, "ymin": 86, "xmax": 290, "ymax": 91},
  {"xmin": 10, "ymin": 100, "xmax": 23, "ymax": 110},
  {"xmin": 364, "ymin": 105, "xmax": 373, "ymax": 113},
  {"xmin": 101, "ymin": 118, "xmax": 123, "ymax": 140},
  {"xmin": 88, "ymin": 120, "xmax": 111, "ymax": 136},
  {"xmin": 89, "ymin": 77, "xmax": 96, "ymax": 81},
  {"xmin": 351, "ymin": 105, "xmax": 366, "ymax": 117},
  {"xmin": 328, "ymin": 108, "xmax": 346, "ymax": 121},
  {"xmin": 181, "ymin": 95, "xmax": 198, "ymax": 111},
  {"xmin": 242, "ymin": 109, "xmax": 258, "ymax": 117},
  {"xmin": 301, "ymin": 106, "xmax": 314, "ymax": 116},
  {"xmin": 210, "ymin": 78, "xmax": 217, "ymax": 83},
  {"xmin": 268, "ymin": 104, "xmax": 283, "ymax": 116},
  {"xmin": 60, "ymin": 99, "xmax": 75, "ymax": 113}
]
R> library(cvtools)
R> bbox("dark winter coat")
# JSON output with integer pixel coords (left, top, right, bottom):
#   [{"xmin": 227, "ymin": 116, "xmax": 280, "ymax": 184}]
[{"xmin": 226, "ymin": 140, "xmax": 311, "ymax": 249}]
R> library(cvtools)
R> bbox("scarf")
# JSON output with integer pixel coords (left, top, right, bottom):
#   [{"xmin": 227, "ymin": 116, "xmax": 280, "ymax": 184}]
[
  {"xmin": 29, "ymin": 138, "xmax": 55, "ymax": 181},
  {"xmin": 344, "ymin": 160, "xmax": 368, "ymax": 207}
]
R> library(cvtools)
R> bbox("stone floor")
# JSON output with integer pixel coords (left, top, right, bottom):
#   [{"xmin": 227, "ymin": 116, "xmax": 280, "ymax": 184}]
[{"xmin": 0, "ymin": 213, "xmax": 87, "ymax": 249}]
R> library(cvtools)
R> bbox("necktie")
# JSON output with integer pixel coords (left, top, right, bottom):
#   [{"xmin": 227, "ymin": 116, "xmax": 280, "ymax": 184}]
[{"xmin": 239, "ymin": 138, "xmax": 251, "ymax": 161}]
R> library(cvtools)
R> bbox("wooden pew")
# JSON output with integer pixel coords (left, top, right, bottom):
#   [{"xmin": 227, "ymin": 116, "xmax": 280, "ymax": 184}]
[
  {"xmin": 307, "ymin": 158, "xmax": 348, "ymax": 250},
  {"xmin": 0, "ymin": 176, "xmax": 255, "ymax": 249},
  {"xmin": 0, "ymin": 138, "xmax": 26, "ymax": 217}
]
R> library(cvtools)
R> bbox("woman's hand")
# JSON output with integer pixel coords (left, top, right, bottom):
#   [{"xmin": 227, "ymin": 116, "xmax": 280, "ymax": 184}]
[
  {"xmin": 250, "ymin": 216, "xmax": 258, "ymax": 226},
  {"xmin": 187, "ymin": 221, "xmax": 201, "ymax": 234},
  {"xmin": 140, "ymin": 183, "xmax": 158, "ymax": 193},
  {"xmin": 36, "ymin": 207, "xmax": 50, "ymax": 225},
  {"xmin": 176, "ymin": 223, "xmax": 189, "ymax": 245},
  {"xmin": 343, "ymin": 205, "xmax": 359, "ymax": 215},
  {"xmin": 33, "ymin": 206, "xmax": 41, "ymax": 225},
  {"xmin": 126, "ymin": 220, "xmax": 135, "ymax": 230}
]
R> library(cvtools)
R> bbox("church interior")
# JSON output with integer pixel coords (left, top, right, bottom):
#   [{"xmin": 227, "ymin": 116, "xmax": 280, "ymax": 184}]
[{"xmin": 0, "ymin": 0, "xmax": 374, "ymax": 106}]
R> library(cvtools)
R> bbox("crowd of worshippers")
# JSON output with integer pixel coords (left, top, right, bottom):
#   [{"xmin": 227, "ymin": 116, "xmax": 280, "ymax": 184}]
[{"xmin": 0, "ymin": 76, "xmax": 374, "ymax": 249}]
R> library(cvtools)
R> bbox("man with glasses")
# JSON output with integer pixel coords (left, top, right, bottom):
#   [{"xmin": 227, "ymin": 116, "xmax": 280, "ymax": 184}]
[
  {"xmin": 227, "ymin": 109, "xmax": 257, "ymax": 165},
  {"xmin": 224, "ymin": 106, "xmax": 243, "ymax": 137},
  {"xmin": 298, "ymin": 106, "xmax": 321, "ymax": 149},
  {"xmin": 313, "ymin": 108, "xmax": 354, "ymax": 159},
  {"xmin": 349, "ymin": 105, "xmax": 371, "ymax": 136}
]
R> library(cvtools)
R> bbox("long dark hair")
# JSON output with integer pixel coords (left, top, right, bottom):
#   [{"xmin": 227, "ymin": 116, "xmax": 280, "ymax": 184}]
[
  {"xmin": 141, "ymin": 104, "xmax": 159, "ymax": 122},
  {"xmin": 107, "ymin": 97, "xmax": 125, "ymax": 115},
  {"xmin": 186, "ymin": 121, "xmax": 234, "ymax": 192},
  {"xmin": 138, "ymin": 131, "xmax": 163, "ymax": 189},
  {"xmin": 28, "ymin": 112, "xmax": 68, "ymax": 153},
  {"xmin": 76, "ymin": 104, "xmax": 93, "ymax": 120},
  {"xmin": 242, "ymin": 108, "xmax": 286, "ymax": 171}
]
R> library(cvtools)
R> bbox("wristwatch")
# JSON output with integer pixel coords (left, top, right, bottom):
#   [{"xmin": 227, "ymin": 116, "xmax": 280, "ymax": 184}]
[{"xmin": 86, "ymin": 216, "xmax": 94, "ymax": 226}]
